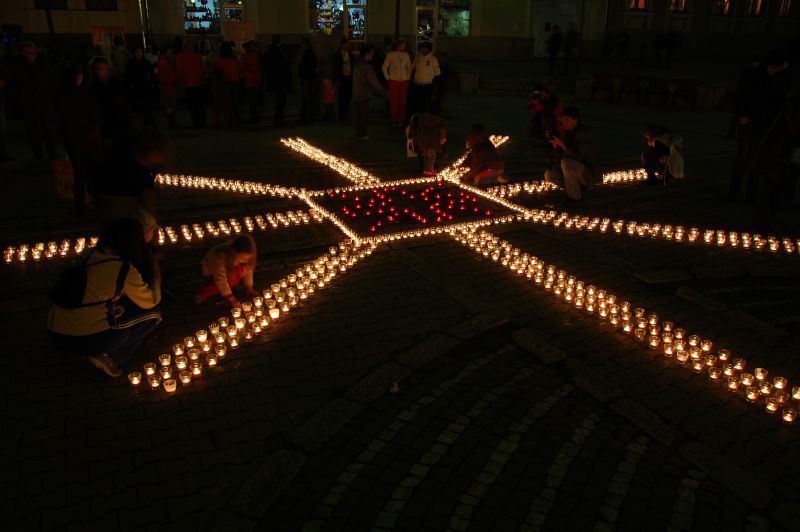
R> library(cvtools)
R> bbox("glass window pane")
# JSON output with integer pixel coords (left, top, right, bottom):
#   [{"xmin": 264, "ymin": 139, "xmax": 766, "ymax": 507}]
[
  {"xmin": 440, "ymin": 0, "xmax": 470, "ymax": 37},
  {"xmin": 348, "ymin": 7, "xmax": 366, "ymax": 40},
  {"xmin": 185, "ymin": 0, "xmax": 221, "ymax": 34},
  {"xmin": 417, "ymin": 8, "xmax": 435, "ymax": 43}
]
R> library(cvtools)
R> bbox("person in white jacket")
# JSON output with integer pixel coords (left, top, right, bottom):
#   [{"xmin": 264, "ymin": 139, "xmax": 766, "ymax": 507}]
[
  {"xmin": 410, "ymin": 42, "xmax": 440, "ymax": 116},
  {"xmin": 381, "ymin": 40, "xmax": 411, "ymax": 126}
]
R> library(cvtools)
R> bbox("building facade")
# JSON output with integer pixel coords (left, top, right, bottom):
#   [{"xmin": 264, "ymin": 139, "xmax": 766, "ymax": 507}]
[{"xmin": 1, "ymin": 1, "xmax": 797, "ymax": 61}]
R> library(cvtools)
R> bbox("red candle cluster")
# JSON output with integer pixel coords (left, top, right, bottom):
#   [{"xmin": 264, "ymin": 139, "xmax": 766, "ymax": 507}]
[{"xmin": 326, "ymin": 182, "xmax": 494, "ymax": 233}]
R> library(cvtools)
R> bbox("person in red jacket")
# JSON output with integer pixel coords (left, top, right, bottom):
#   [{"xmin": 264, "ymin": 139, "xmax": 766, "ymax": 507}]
[
  {"xmin": 213, "ymin": 42, "xmax": 241, "ymax": 128},
  {"xmin": 241, "ymin": 41, "xmax": 262, "ymax": 125},
  {"xmin": 158, "ymin": 45, "xmax": 178, "ymax": 128},
  {"xmin": 176, "ymin": 41, "xmax": 206, "ymax": 128}
]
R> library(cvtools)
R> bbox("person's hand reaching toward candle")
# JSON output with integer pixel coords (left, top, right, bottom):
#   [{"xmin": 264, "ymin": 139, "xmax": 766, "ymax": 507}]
[
  {"xmin": 246, "ymin": 288, "xmax": 260, "ymax": 298},
  {"xmin": 225, "ymin": 293, "xmax": 241, "ymax": 308}
]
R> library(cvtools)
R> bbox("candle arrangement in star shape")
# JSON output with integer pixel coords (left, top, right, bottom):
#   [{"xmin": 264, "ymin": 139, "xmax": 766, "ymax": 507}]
[{"xmin": 6, "ymin": 136, "xmax": 799, "ymax": 422}]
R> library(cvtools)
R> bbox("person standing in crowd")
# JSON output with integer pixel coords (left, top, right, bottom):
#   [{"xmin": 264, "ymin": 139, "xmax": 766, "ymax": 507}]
[
  {"xmin": 110, "ymin": 35, "xmax": 132, "ymax": 78},
  {"xmin": 461, "ymin": 124, "xmax": 506, "ymax": 185},
  {"xmin": 89, "ymin": 57, "xmax": 130, "ymax": 144},
  {"xmin": 544, "ymin": 106, "xmax": 600, "ymax": 201},
  {"xmin": 11, "ymin": 42, "xmax": 58, "ymax": 159},
  {"xmin": 352, "ymin": 45, "xmax": 387, "ymax": 141},
  {"xmin": 527, "ymin": 84, "xmax": 563, "ymax": 141},
  {"xmin": 263, "ymin": 35, "xmax": 291, "ymax": 127},
  {"xmin": 641, "ymin": 123, "xmax": 684, "ymax": 185},
  {"xmin": 125, "ymin": 46, "xmax": 158, "ymax": 129},
  {"xmin": 728, "ymin": 50, "xmax": 791, "ymax": 203},
  {"xmin": 48, "ymin": 217, "xmax": 162, "ymax": 378},
  {"xmin": 241, "ymin": 41, "xmax": 262, "ymax": 125},
  {"xmin": 333, "ymin": 38, "xmax": 355, "ymax": 120},
  {"xmin": 546, "ymin": 26, "xmax": 563, "ymax": 75},
  {"xmin": 298, "ymin": 37, "xmax": 319, "ymax": 124},
  {"xmin": 382, "ymin": 39, "xmax": 411, "ymax": 127},
  {"xmin": 57, "ymin": 63, "xmax": 104, "ymax": 216},
  {"xmin": 410, "ymin": 42, "xmax": 440, "ymax": 116},
  {"xmin": 408, "ymin": 102, "xmax": 446, "ymax": 176},
  {"xmin": 213, "ymin": 42, "xmax": 241, "ymax": 128},
  {"xmin": 90, "ymin": 131, "xmax": 168, "ymax": 221},
  {"xmin": 0, "ymin": 60, "xmax": 11, "ymax": 161},
  {"xmin": 158, "ymin": 45, "xmax": 178, "ymax": 129},
  {"xmin": 195, "ymin": 234, "xmax": 260, "ymax": 308},
  {"xmin": 176, "ymin": 41, "xmax": 207, "ymax": 129},
  {"xmin": 563, "ymin": 24, "xmax": 579, "ymax": 74}
]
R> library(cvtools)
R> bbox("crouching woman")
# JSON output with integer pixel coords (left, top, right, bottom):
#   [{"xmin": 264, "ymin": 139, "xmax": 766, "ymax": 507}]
[{"xmin": 47, "ymin": 218, "xmax": 162, "ymax": 378}]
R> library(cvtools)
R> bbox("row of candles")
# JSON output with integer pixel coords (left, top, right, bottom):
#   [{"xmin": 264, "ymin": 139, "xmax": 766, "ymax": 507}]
[
  {"xmin": 128, "ymin": 240, "xmax": 379, "ymax": 394},
  {"xmin": 522, "ymin": 209, "xmax": 800, "ymax": 256},
  {"xmin": 156, "ymin": 173, "xmax": 297, "ymax": 197},
  {"xmin": 451, "ymin": 227, "xmax": 799, "ymax": 424},
  {"xmin": 3, "ymin": 209, "xmax": 323, "ymax": 265},
  {"xmin": 484, "ymin": 169, "xmax": 649, "ymax": 200},
  {"xmin": 281, "ymin": 137, "xmax": 383, "ymax": 186}
]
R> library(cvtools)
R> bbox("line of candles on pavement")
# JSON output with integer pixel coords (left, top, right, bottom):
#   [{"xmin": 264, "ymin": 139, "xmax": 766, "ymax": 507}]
[
  {"xmin": 128, "ymin": 240, "xmax": 379, "ymax": 394},
  {"xmin": 450, "ymin": 227, "xmax": 798, "ymax": 424},
  {"xmin": 281, "ymin": 137, "xmax": 383, "ymax": 186},
  {"xmin": 156, "ymin": 173, "xmax": 297, "ymax": 197},
  {"xmin": 3, "ymin": 209, "xmax": 323, "ymax": 265}
]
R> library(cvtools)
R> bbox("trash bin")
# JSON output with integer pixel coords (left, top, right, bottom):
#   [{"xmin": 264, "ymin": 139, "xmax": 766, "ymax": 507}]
[
  {"xmin": 459, "ymin": 70, "xmax": 478, "ymax": 95},
  {"xmin": 575, "ymin": 75, "xmax": 595, "ymax": 100}
]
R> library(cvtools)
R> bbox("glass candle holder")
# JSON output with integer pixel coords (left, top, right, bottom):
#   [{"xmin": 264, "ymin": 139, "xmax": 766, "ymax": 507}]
[
  {"xmin": 269, "ymin": 308, "xmax": 280, "ymax": 319},
  {"xmin": 634, "ymin": 307, "xmax": 645, "ymax": 318},
  {"xmin": 647, "ymin": 314, "xmax": 659, "ymax": 326},
  {"xmin": 143, "ymin": 363, "xmax": 157, "ymax": 376},
  {"xmin": 727, "ymin": 377, "xmax": 739, "ymax": 392},
  {"xmin": 128, "ymin": 372, "xmax": 142, "ymax": 386},
  {"xmin": 163, "ymin": 379, "xmax": 177, "ymax": 393},
  {"xmin": 196, "ymin": 330, "xmax": 208, "ymax": 343},
  {"xmin": 241, "ymin": 302, "xmax": 252, "ymax": 313},
  {"xmin": 247, "ymin": 313, "xmax": 256, "ymax": 324},
  {"xmin": 259, "ymin": 316, "xmax": 269, "ymax": 328},
  {"xmin": 774, "ymin": 377, "xmax": 787, "ymax": 390},
  {"xmin": 740, "ymin": 373, "xmax": 754, "ymax": 386},
  {"xmin": 184, "ymin": 336, "xmax": 195, "ymax": 348},
  {"xmin": 792, "ymin": 386, "xmax": 800, "ymax": 401},
  {"xmin": 692, "ymin": 360, "xmax": 704, "ymax": 373},
  {"xmin": 689, "ymin": 347, "xmax": 702, "ymax": 360},
  {"xmin": 674, "ymin": 339, "xmax": 686, "ymax": 351},
  {"xmin": 172, "ymin": 343, "xmax": 184, "ymax": 356},
  {"xmin": 231, "ymin": 307, "xmax": 242, "ymax": 318},
  {"xmin": 215, "ymin": 332, "xmax": 226, "ymax": 344},
  {"xmin": 188, "ymin": 348, "xmax": 200, "ymax": 361},
  {"xmin": 206, "ymin": 353, "xmax": 219, "ymax": 367},
  {"xmin": 759, "ymin": 381, "xmax": 773, "ymax": 395},
  {"xmin": 280, "ymin": 301, "xmax": 290, "ymax": 312},
  {"xmin": 208, "ymin": 323, "xmax": 220, "ymax": 335},
  {"xmin": 179, "ymin": 371, "xmax": 191, "ymax": 385},
  {"xmin": 708, "ymin": 367, "xmax": 721, "ymax": 382},
  {"xmin": 648, "ymin": 326, "xmax": 660, "ymax": 337},
  {"xmin": 700, "ymin": 340, "xmax": 713, "ymax": 353},
  {"xmin": 754, "ymin": 368, "xmax": 768, "ymax": 381},
  {"xmin": 782, "ymin": 406, "xmax": 797, "ymax": 424},
  {"xmin": 159, "ymin": 366, "xmax": 172, "ymax": 380},
  {"xmin": 774, "ymin": 391, "xmax": 788, "ymax": 404},
  {"xmin": 148, "ymin": 375, "xmax": 161, "ymax": 389},
  {"xmin": 688, "ymin": 335, "xmax": 700, "ymax": 347},
  {"xmin": 235, "ymin": 318, "xmax": 246, "ymax": 330},
  {"xmin": 765, "ymin": 397, "xmax": 779, "ymax": 414},
  {"xmin": 717, "ymin": 349, "xmax": 730, "ymax": 362},
  {"xmin": 215, "ymin": 345, "xmax": 227, "ymax": 358},
  {"xmin": 648, "ymin": 335, "xmax": 660, "ymax": 349},
  {"xmin": 190, "ymin": 362, "xmax": 202, "ymax": 376},
  {"xmin": 746, "ymin": 386, "xmax": 759, "ymax": 402},
  {"xmin": 244, "ymin": 328, "xmax": 255, "ymax": 341},
  {"xmin": 674, "ymin": 328, "xmax": 685, "ymax": 340},
  {"xmin": 676, "ymin": 350, "xmax": 689, "ymax": 364},
  {"xmin": 732, "ymin": 358, "xmax": 745, "ymax": 371},
  {"xmin": 227, "ymin": 326, "xmax": 237, "ymax": 337},
  {"xmin": 230, "ymin": 337, "xmax": 240, "ymax": 349},
  {"xmin": 704, "ymin": 355, "xmax": 717, "ymax": 367},
  {"xmin": 662, "ymin": 321, "xmax": 674, "ymax": 333},
  {"xmin": 634, "ymin": 328, "xmax": 646, "ymax": 342},
  {"xmin": 175, "ymin": 356, "xmax": 188, "ymax": 370},
  {"xmin": 636, "ymin": 317, "xmax": 647, "ymax": 330},
  {"xmin": 200, "ymin": 341, "xmax": 211, "ymax": 353},
  {"xmin": 218, "ymin": 316, "xmax": 230, "ymax": 328},
  {"xmin": 722, "ymin": 364, "xmax": 734, "ymax": 377},
  {"xmin": 158, "ymin": 353, "xmax": 171, "ymax": 367}
]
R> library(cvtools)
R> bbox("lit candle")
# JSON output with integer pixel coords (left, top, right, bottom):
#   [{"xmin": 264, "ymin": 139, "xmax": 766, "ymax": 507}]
[
  {"xmin": 173, "ymin": 344, "xmax": 184, "ymax": 356},
  {"xmin": 144, "ymin": 363, "xmax": 157, "ymax": 376},
  {"xmin": 689, "ymin": 347, "xmax": 702, "ymax": 360},
  {"xmin": 717, "ymin": 349, "xmax": 730, "ymax": 362},
  {"xmin": 708, "ymin": 367, "xmax": 721, "ymax": 381},
  {"xmin": 175, "ymin": 356, "xmax": 188, "ymax": 370},
  {"xmin": 148, "ymin": 375, "xmax": 161, "ymax": 389},
  {"xmin": 688, "ymin": 335, "xmax": 700, "ymax": 347},
  {"xmin": 269, "ymin": 308, "xmax": 280, "ymax": 319},
  {"xmin": 792, "ymin": 386, "xmax": 800, "ymax": 401},
  {"xmin": 159, "ymin": 366, "xmax": 172, "ymax": 380},
  {"xmin": 179, "ymin": 371, "xmax": 191, "ymax": 385},
  {"xmin": 229, "ymin": 336, "xmax": 240, "ymax": 349},
  {"xmin": 746, "ymin": 386, "xmax": 759, "ymax": 402},
  {"xmin": 242, "ymin": 302, "xmax": 252, "ymax": 313},
  {"xmin": 704, "ymin": 355, "xmax": 717, "ymax": 367},
  {"xmin": 700, "ymin": 340, "xmax": 713, "ymax": 353},
  {"xmin": 231, "ymin": 307, "xmax": 242, "ymax": 318},
  {"xmin": 196, "ymin": 330, "xmax": 208, "ymax": 343},
  {"xmin": 190, "ymin": 362, "xmax": 202, "ymax": 376},
  {"xmin": 128, "ymin": 372, "xmax": 142, "ymax": 386},
  {"xmin": 722, "ymin": 364, "xmax": 734, "ymax": 377},
  {"xmin": 206, "ymin": 353, "xmax": 218, "ymax": 367},
  {"xmin": 754, "ymin": 368, "xmax": 768, "ymax": 381},
  {"xmin": 774, "ymin": 377, "xmax": 787, "ymax": 390},
  {"xmin": 727, "ymin": 377, "xmax": 739, "ymax": 392},
  {"xmin": 759, "ymin": 381, "xmax": 772, "ymax": 395},
  {"xmin": 184, "ymin": 336, "xmax": 195, "ymax": 348},
  {"xmin": 741, "ymin": 373, "xmax": 754, "ymax": 386},
  {"xmin": 733, "ymin": 358, "xmax": 745, "ymax": 371},
  {"xmin": 163, "ymin": 379, "xmax": 177, "ymax": 393},
  {"xmin": 662, "ymin": 321, "xmax": 674, "ymax": 333},
  {"xmin": 634, "ymin": 328, "xmax": 646, "ymax": 342},
  {"xmin": 782, "ymin": 406, "xmax": 797, "ymax": 424},
  {"xmin": 158, "ymin": 353, "xmax": 171, "ymax": 367},
  {"xmin": 674, "ymin": 328, "xmax": 685, "ymax": 340},
  {"xmin": 692, "ymin": 360, "xmax": 704, "ymax": 373},
  {"xmin": 235, "ymin": 318, "xmax": 246, "ymax": 330},
  {"xmin": 765, "ymin": 397, "xmax": 779, "ymax": 413},
  {"xmin": 209, "ymin": 323, "xmax": 220, "ymax": 335},
  {"xmin": 218, "ymin": 317, "xmax": 230, "ymax": 328},
  {"xmin": 215, "ymin": 345, "xmax": 227, "ymax": 358},
  {"xmin": 259, "ymin": 316, "xmax": 269, "ymax": 328},
  {"xmin": 188, "ymin": 348, "xmax": 200, "ymax": 361},
  {"xmin": 648, "ymin": 335, "xmax": 660, "ymax": 349}
]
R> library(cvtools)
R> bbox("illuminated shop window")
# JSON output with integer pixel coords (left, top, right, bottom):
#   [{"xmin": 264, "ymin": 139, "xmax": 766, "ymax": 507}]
[
  {"xmin": 747, "ymin": 0, "xmax": 763, "ymax": 15},
  {"xmin": 310, "ymin": 1, "xmax": 367, "ymax": 40},
  {"xmin": 778, "ymin": 0, "xmax": 793, "ymax": 16},
  {"xmin": 184, "ymin": 0, "xmax": 221, "ymax": 34},
  {"xmin": 714, "ymin": 0, "xmax": 732, "ymax": 14},
  {"xmin": 347, "ymin": 1, "xmax": 367, "ymax": 41},
  {"xmin": 628, "ymin": 0, "xmax": 647, "ymax": 10},
  {"xmin": 669, "ymin": 0, "xmax": 687, "ymax": 12},
  {"xmin": 439, "ymin": 0, "xmax": 470, "ymax": 37}
]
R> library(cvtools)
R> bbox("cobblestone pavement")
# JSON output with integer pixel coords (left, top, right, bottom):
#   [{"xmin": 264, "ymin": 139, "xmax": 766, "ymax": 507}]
[{"xmin": 1, "ymin": 90, "xmax": 800, "ymax": 531}]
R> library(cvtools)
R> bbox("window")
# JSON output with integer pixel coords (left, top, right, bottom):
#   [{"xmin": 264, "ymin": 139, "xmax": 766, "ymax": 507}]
[
  {"xmin": 184, "ymin": 0, "xmax": 221, "ymax": 34},
  {"xmin": 778, "ymin": 0, "xmax": 793, "ymax": 16},
  {"xmin": 669, "ymin": 0, "xmax": 687, "ymax": 12},
  {"xmin": 628, "ymin": 0, "xmax": 647, "ymax": 10},
  {"xmin": 439, "ymin": 0, "xmax": 470, "ymax": 37},
  {"xmin": 309, "ymin": 1, "xmax": 367, "ymax": 40},
  {"xmin": 713, "ymin": 0, "xmax": 731, "ymax": 14},
  {"xmin": 85, "ymin": 0, "xmax": 118, "ymax": 10},
  {"xmin": 33, "ymin": 0, "xmax": 68, "ymax": 9},
  {"xmin": 747, "ymin": 0, "xmax": 763, "ymax": 15}
]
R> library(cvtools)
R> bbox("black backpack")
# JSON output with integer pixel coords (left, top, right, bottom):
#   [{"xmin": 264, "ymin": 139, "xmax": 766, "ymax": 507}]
[{"xmin": 49, "ymin": 249, "xmax": 130, "ymax": 310}]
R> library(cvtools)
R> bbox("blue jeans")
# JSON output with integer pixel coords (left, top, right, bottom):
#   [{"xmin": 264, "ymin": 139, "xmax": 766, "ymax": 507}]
[{"xmin": 50, "ymin": 314, "xmax": 161, "ymax": 368}]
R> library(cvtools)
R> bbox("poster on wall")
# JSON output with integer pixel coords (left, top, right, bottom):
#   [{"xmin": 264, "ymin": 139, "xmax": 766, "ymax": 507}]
[
  {"xmin": 91, "ymin": 26, "xmax": 126, "ymax": 57},
  {"xmin": 222, "ymin": 21, "xmax": 255, "ymax": 45}
]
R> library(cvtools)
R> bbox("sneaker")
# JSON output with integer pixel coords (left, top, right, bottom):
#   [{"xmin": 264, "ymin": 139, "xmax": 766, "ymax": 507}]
[{"xmin": 87, "ymin": 353, "xmax": 123, "ymax": 378}]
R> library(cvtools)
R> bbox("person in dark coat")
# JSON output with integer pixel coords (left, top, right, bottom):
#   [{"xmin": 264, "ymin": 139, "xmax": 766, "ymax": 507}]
[
  {"xmin": 298, "ymin": 37, "xmax": 319, "ymax": 123},
  {"xmin": 263, "ymin": 35, "xmax": 291, "ymax": 127},
  {"xmin": 125, "ymin": 47, "xmax": 157, "ymax": 129},
  {"xmin": 728, "ymin": 51, "xmax": 791, "ymax": 203},
  {"xmin": 332, "ymin": 38, "xmax": 355, "ymax": 119},
  {"xmin": 89, "ymin": 57, "xmax": 130, "ymax": 143},
  {"xmin": 546, "ymin": 26, "xmax": 563, "ymax": 76},
  {"xmin": 11, "ymin": 42, "xmax": 58, "ymax": 159},
  {"xmin": 544, "ymin": 106, "xmax": 600, "ymax": 201},
  {"xmin": 57, "ymin": 63, "xmax": 104, "ymax": 215},
  {"xmin": 408, "ymin": 102, "xmax": 446, "ymax": 175},
  {"xmin": 241, "ymin": 41, "xmax": 262, "ymax": 125}
]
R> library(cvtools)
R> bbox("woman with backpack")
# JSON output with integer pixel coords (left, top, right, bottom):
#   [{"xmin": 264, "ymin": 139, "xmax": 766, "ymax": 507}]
[{"xmin": 47, "ymin": 216, "xmax": 162, "ymax": 378}]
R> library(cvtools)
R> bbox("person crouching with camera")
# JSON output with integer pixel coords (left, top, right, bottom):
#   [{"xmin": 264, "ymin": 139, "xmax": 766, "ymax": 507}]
[{"xmin": 544, "ymin": 106, "xmax": 600, "ymax": 202}]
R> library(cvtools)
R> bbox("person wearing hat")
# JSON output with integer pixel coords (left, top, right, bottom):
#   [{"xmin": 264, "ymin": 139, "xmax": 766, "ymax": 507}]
[{"xmin": 544, "ymin": 106, "xmax": 600, "ymax": 201}]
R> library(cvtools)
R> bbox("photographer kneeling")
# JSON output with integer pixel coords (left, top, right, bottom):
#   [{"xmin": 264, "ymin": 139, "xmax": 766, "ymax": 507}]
[{"xmin": 544, "ymin": 106, "xmax": 600, "ymax": 201}]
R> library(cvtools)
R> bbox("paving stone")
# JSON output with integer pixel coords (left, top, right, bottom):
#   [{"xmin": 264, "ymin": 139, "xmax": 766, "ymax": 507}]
[
  {"xmin": 565, "ymin": 359, "xmax": 624, "ymax": 402},
  {"xmin": 396, "ymin": 334, "xmax": 461, "ymax": 369},
  {"xmin": 512, "ymin": 327, "xmax": 567, "ymax": 364},
  {"xmin": 676, "ymin": 287, "xmax": 728, "ymax": 311},
  {"xmin": 289, "ymin": 398, "xmax": 362, "ymax": 452},
  {"xmin": 230, "ymin": 450, "xmax": 307, "ymax": 518},
  {"xmin": 634, "ymin": 269, "xmax": 692, "ymax": 284},
  {"xmin": 610, "ymin": 399, "xmax": 677, "ymax": 446},
  {"xmin": 447, "ymin": 310, "xmax": 511, "ymax": 340},
  {"xmin": 347, "ymin": 363, "xmax": 413, "ymax": 404}
]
